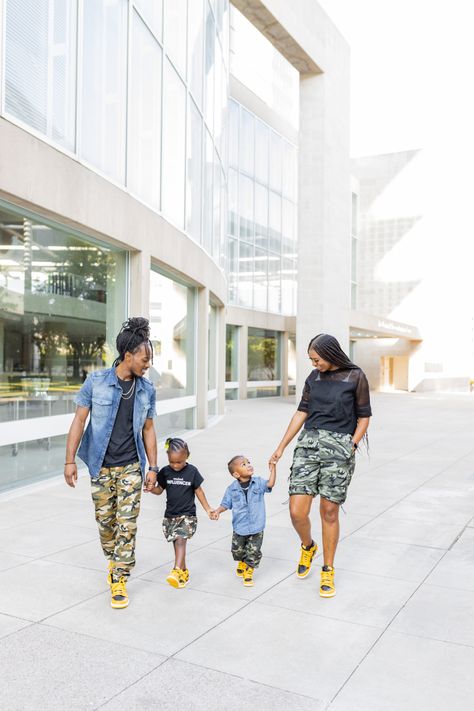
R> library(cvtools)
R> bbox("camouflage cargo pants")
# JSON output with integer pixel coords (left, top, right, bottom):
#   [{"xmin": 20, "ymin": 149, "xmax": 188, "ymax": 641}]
[
  {"xmin": 289, "ymin": 429, "xmax": 356, "ymax": 504},
  {"xmin": 91, "ymin": 462, "xmax": 142, "ymax": 581},
  {"xmin": 231, "ymin": 531, "xmax": 264, "ymax": 569}
]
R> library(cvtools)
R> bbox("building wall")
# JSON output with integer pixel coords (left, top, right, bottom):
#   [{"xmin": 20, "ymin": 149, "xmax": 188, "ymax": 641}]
[{"xmin": 352, "ymin": 150, "xmax": 473, "ymax": 392}]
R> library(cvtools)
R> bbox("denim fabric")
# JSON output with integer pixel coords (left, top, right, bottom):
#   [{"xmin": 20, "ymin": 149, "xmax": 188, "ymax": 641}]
[
  {"xmin": 220, "ymin": 476, "xmax": 271, "ymax": 536},
  {"xmin": 74, "ymin": 367, "xmax": 156, "ymax": 478}
]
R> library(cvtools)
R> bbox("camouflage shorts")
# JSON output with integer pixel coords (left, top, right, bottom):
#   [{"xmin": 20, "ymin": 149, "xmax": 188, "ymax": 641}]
[
  {"xmin": 162, "ymin": 515, "xmax": 198, "ymax": 542},
  {"xmin": 289, "ymin": 429, "xmax": 356, "ymax": 504}
]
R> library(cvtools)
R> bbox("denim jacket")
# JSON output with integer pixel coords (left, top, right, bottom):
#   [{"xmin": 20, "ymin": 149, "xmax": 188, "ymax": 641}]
[
  {"xmin": 74, "ymin": 367, "xmax": 156, "ymax": 478},
  {"xmin": 220, "ymin": 476, "xmax": 271, "ymax": 536}
]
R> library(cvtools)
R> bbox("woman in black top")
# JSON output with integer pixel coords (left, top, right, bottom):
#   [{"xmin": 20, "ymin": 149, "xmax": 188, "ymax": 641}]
[{"xmin": 269, "ymin": 334, "xmax": 371, "ymax": 598}]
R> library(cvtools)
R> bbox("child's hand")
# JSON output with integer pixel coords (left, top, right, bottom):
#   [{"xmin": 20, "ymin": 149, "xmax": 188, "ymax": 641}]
[{"xmin": 208, "ymin": 509, "xmax": 219, "ymax": 520}]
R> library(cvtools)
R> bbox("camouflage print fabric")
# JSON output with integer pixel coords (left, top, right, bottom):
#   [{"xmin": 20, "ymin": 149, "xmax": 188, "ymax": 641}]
[
  {"xmin": 289, "ymin": 428, "xmax": 356, "ymax": 504},
  {"xmin": 231, "ymin": 531, "xmax": 264, "ymax": 569},
  {"xmin": 91, "ymin": 462, "xmax": 142, "ymax": 582},
  {"xmin": 162, "ymin": 515, "xmax": 198, "ymax": 542}
]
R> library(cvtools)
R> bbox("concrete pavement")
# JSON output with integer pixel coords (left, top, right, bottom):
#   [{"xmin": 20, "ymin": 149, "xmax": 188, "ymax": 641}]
[{"xmin": 1, "ymin": 392, "xmax": 474, "ymax": 710}]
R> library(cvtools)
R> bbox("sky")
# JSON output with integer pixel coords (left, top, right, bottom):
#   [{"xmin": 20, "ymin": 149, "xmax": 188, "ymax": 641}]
[{"xmin": 317, "ymin": 0, "xmax": 474, "ymax": 159}]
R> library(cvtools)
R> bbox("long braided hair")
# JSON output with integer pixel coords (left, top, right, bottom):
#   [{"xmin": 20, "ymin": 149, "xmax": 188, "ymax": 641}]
[
  {"xmin": 307, "ymin": 333, "xmax": 357, "ymax": 369},
  {"xmin": 113, "ymin": 317, "xmax": 153, "ymax": 367}
]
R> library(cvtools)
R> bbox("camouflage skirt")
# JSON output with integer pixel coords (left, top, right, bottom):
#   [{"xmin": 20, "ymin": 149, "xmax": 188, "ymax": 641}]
[
  {"xmin": 162, "ymin": 515, "xmax": 198, "ymax": 542},
  {"xmin": 289, "ymin": 428, "xmax": 356, "ymax": 504}
]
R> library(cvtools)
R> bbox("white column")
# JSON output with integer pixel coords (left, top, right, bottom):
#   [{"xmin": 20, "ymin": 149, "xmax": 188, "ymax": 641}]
[
  {"xmin": 217, "ymin": 305, "xmax": 226, "ymax": 415},
  {"xmin": 297, "ymin": 66, "xmax": 351, "ymax": 395},
  {"xmin": 196, "ymin": 286, "xmax": 209, "ymax": 428}
]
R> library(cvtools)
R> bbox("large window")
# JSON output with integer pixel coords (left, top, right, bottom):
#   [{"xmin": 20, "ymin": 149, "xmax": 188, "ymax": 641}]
[
  {"xmin": 127, "ymin": 11, "xmax": 162, "ymax": 209},
  {"xmin": 149, "ymin": 269, "xmax": 196, "ymax": 437},
  {"xmin": 247, "ymin": 328, "xmax": 281, "ymax": 398},
  {"xmin": 0, "ymin": 202, "xmax": 127, "ymax": 492},
  {"xmin": 4, "ymin": 0, "xmax": 77, "ymax": 150},
  {"xmin": 81, "ymin": 0, "xmax": 128, "ymax": 182},
  {"xmin": 227, "ymin": 100, "xmax": 297, "ymax": 315},
  {"xmin": 2, "ymin": 0, "xmax": 229, "ymax": 265},
  {"xmin": 225, "ymin": 324, "xmax": 239, "ymax": 400}
]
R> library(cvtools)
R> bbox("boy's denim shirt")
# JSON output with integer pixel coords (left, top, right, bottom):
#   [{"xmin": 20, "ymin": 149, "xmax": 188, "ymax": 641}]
[
  {"xmin": 74, "ymin": 367, "xmax": 156, "ymax": 478},
  {"xmin": 220, "ymin": 476, "xmax": 271, "ymax": 536}
]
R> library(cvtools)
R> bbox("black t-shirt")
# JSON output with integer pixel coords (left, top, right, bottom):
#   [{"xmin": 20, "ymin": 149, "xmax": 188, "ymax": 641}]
[
  {"xmin": 298, "ymin": 367, "xmax": 372, "ymax": 435},
  {"xmin": 157, "ymin": 463, "xmax": 204, "ymax": 517},
  {"xmin": 102, "ymin": 377, "xmax": 138, "ymax": 468},
  {"xmin": 239, "ymin": 479, "xmax": 250, "ymax": 500}
]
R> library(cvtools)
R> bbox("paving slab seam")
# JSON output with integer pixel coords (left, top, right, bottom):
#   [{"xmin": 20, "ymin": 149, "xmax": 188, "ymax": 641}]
[
  {"xmin": 375, "ymin": 626, "xmax": 474, "ymax": 651},
  {"xmin": 38, "ymin": 587, "xmax": 116, "ymax": 625},
  {"xmin": 251, "ymin": 598, "xmax": 382, "ymax": 631},
  {"xmin": 92, "ymin": 655, "xmax": 172, "ymax": 710},
  {"xmin": 0, "ymin": 619, "xmax": 36, "ymax": 642},
  {"xmin": 333, "ymin": 447, "xmax": 474, "ymax": 547},
  {"xmin": 326, "ymin": 542, "xmax": 454, "ymax": 707}
]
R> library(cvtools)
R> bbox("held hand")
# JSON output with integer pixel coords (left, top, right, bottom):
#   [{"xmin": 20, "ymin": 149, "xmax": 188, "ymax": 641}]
[
  {"xmin": 208, "ymin": 510, "xmax": 219, "ymax": 520},
  {"xmin": 268, "ymin": 448, "xmax": 283, "ymax": 469},
  {"xmin": 144, "ymin": 471, "xmax": 157, "ymax": 491},
  {"xmin": 64, "ymin": 463, "xmax": 78, "ymax": 488}
]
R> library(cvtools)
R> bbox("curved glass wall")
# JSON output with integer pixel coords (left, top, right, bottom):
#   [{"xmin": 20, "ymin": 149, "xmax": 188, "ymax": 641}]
[
  {"xmin": 2, "ymin": 0, "xmax": 229, "ymax": 264},
  {"xmin": 0, "ymin": 202, "xmax": 128, "ymax": 491},
  {"xmin": 227, "ymin": 100, "xmax": 297, "ymax": 315}
]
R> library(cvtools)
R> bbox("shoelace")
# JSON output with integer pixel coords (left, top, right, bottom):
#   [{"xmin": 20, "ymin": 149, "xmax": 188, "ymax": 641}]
[
  {"xmin": 320, "ymin": 570, "xmax": 334, "ymax": 589},
  {"xmin": 300, "ymin": 547, "xmax": 313, "ymax": 566},
  {"xmin": 112, "ymin": 577, "xmax": 126, "ymax": 597}
]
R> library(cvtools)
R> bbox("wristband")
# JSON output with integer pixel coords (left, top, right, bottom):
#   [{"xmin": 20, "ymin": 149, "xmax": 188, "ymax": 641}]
[
  {"xmin": 352, "ymin": 442, "xmax": 358, "ymax": 450},
  {"xmin": 64, "ymin": 462, "xmax": 75, "ymax": 465},
  {"xmin": 148, "ymin": 465, "xmax": 159, "ymax": 473}
]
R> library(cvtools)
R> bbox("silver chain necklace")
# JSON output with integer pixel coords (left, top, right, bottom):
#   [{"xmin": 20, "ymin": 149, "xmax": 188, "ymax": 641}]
[{"xmin": 121, "ymin": 378, "xmax": 136, "ymax": 400}]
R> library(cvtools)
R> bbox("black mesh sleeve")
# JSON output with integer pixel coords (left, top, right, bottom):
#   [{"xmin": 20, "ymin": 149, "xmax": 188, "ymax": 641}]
[
  {"xmin": 355, "ymin": 370, "xmax": 372, "ymax": 417},
  {"xmin": 297, "ymin": 378, "xmax": 310, "ymax": 413}
]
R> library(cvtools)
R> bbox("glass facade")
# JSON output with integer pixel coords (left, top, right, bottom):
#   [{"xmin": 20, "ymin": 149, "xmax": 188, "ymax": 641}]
[
  {"xmin": 2, "ymin": 0, "xmax": 229, "ymax": 263},
  {"xmin": 225, "ymin": 324, "xmax": 239, "ymax": 399},
  {"xmin": 0, "ymin": 202, "xmax": 127, "ymax": 492},
  {"xmin": 227, "ymin": 100, "xmax": 297, "ymax": 315}
]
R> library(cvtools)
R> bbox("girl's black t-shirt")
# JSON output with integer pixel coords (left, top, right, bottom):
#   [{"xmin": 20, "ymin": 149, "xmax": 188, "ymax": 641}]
[
  {"xmin": 297, "ymin": 367, "xmax": 372, "ymax": 435},
  {"xmin": 157, "ymin": 463, "xmax": 204, "ymax": 517}
]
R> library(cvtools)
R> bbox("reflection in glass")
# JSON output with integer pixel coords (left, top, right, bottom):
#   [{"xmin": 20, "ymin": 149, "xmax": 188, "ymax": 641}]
[
  {"xmin": 162, "ymin": 59, "xmax": 186, "ymax": 228},
  {"xmin": 225, "ymin": 325, "xmax": 239, "ymax": 382},
  {"xmin": 253, "ymin": 248, "xmax": 267, "ymax": 312},
  {"xmin": 238, "ymin": 242, "xmax": 253, "ymax": 308},
  {"xmin": 281, "ymin": 258, "xmax": 297, "ymax": 315},
  {"xmin": 204, "ymin": 4, "xmax": 215, "ymax": 133},
  {"xmin": 269, "ymin": 131, "xmax": 283, "ymax": 193},
  {"xmin": 149, "ymin": 269, "xmax": 195, "ymax": 401},
  {"xmin": 164, "ymin": 0, "xmax": 187, "ymax": 78},
  {"xmin": 255, "ymin": 121, "xmax": 269, "ymax": 185},
  {"xmin": 267, "ymin": 255, "xmax": 281, "ymax": 313},
  {"xmin": 188, "ymin": 0, "xmax": 204, "ymax": 108},
  {"xmin": 240, "ymin": 109, "xmax": 255, "ymax": 176},
  {"xmin": 227, "ymin": 238, "xmax": 238, "ymax": 303},
  {"xmin": 268, "ymin": 191, "xmax": 282, "ymax": 254},
  {"xmin": 247, "ymin": 327, "xmax": 281, "ymax": 397},
  {"xmin": 0, "ymin": 204, "xmax": 127, "ymax": 453},
  {"xmin": 186, "ymin": 98, "xmax": 203, "ymax": 243},
  {"xmin": 135, "ymin": 0, "xmax": 163, "ymax": 39},
  {"xmin": 255, "ymin": 183, "xmax": 268, "ymax": 249},
  {"xmin": 128, "ymin": 12, "xmax": 162, "ymax": 209},
  {"xmin": 203, "ymin": 131, "xmax": 214, "ymax": 255},
  {"xmin": 228, "ymin": 100, "xmax": 239, "ymax": 169},
  {"xmin": 239, "ymin": 175, "xmax": 254, "ymax": 242},
  {"xmin": 81, "ymin": 0, "xmax": 127, "ymax": 182},
  {"xmin": 5, "ymin": 0, "xmax": 77, "ymax": 150}
]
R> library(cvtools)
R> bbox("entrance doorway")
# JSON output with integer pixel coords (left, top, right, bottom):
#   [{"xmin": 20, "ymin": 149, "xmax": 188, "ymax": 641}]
[{"xmin": 380, "ymin": 355, "xmax": 409, "ymax": 390}]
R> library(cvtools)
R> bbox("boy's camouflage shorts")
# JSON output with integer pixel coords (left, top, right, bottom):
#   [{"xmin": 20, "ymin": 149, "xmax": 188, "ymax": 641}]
[
  {"xmin": 162, "ymin": 515, "xmax": 198, "ymax": 542},
  {"xmin": 289, "ymin": 428, "xmax": 356, "ymax": 504}
]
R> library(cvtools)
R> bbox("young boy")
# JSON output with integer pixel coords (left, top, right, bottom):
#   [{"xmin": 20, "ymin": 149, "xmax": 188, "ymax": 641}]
[{"xmin": 211, "ymin": 456, "xmax": 276, "ymax": 587}]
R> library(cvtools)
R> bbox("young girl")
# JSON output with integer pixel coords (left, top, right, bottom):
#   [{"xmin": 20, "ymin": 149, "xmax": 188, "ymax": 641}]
[{"xmin": 147, "ymin": 437, "xmax": 214, "ymax": 588}]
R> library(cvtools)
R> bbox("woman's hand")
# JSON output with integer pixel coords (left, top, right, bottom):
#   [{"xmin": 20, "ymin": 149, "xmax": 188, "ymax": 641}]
[{"xmin": 268, "ymin": 448, "xmax": 284, "ymax": 469}]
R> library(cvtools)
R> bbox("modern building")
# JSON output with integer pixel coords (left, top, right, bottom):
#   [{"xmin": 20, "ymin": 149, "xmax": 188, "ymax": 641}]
[
  {"xmin": 351, "ymin": 149, "xmax": 472, "ymax": 392},
  {"xmin": 0, "ymin": 0, "xmax": 350, "ymax": 491}
]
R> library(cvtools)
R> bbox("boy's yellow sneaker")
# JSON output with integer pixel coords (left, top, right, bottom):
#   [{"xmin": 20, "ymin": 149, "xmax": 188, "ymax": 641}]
[
  {"xmin": 297, "ymin": 540, "xmax": 318, "ymax": 578},
  {"xmin": 243, "ymin": 565, "xmax": 254, "ymax": 587},
  {"xmin": 166, "ymin": 567, "xmax": 189, "ymax": 588},
  {"xmin": 236, "ymin": 561, "xmax": 246, "ymax": 577},
  {"xmin": 110, "ymin": 576, "xmax": 129, "ymax": 609},
  {"xmin": 320, "ymin": 565, "xmax": 336, "ymax": 597}
]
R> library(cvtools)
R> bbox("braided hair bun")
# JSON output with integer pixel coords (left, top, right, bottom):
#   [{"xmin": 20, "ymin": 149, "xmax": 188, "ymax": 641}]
[{"xmin": 114, "ymin": 316, "xmax": 153, "ymax": 365}]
